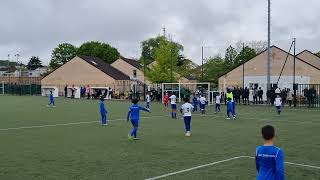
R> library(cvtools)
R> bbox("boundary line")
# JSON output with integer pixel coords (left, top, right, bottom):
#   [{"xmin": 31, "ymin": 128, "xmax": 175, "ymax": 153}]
[
  {"xmin": 0, "ymin": 115, "xmax": 168, "ymax": 131},
  {"xmin": 145, "ymin": 156, "xmax": 320, "ymax": 180},
  {"xmin": 144, "ymin": 156, "xmax": 245, "ymax": 180}
]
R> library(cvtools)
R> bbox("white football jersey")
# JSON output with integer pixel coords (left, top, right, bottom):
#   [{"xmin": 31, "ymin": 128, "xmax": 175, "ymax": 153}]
[
  {"xmin": 274, "ymin": 97, "xmax": 282, "ymax": 106},
  {"xmin": 215, "ymin": 95, "xmax": 221, "ymax": 104},
  {"xmin": 169, "ymin": 95, "xmax": 177, "ymax": 104},
  {"xmin": 146, "ymin": 95, "xmax": 150, "ymax": 102},
  {"xmin": 200, "ymin": 97, "xmax": 206, "ymax": 104},
  {"xmin": 181, "ymin": 103, "xmax": 194, "ymax": 117}
]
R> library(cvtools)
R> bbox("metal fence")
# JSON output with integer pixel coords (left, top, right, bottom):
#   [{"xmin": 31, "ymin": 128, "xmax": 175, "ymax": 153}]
[
  {"xmin": 3, "ymin": 84, "xmax": 41, "ymax": 95},
  {"xmin": 295, "ymin": 84, "xmax": 320, "ymax": 108}
]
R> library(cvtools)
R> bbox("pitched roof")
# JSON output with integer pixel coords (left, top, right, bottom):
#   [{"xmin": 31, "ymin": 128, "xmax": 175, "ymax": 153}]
[
  {"xmin": 120, "ymin": 57, "xmax": 142, "ymax": 69},
  {"xmin": 79, "ymin": 56, "xmax": 130, "ymax": 80},
  {"xmin": 219, "ymin": 46, "xmax": 320, "ymax": 78}
]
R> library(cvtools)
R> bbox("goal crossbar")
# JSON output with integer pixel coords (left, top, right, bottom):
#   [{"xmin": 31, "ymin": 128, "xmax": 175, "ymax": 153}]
[{"xmin": 161, "ymin": 82, "xmax": 210, "ymax": 103}]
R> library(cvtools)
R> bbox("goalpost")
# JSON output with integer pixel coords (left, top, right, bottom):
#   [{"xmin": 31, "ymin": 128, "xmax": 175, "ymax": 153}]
[
  {"xmin": 0, "ymin": 81, "xmax": 4, "ymax": 95},
  {"xmin": 161, "ymin": 82, "xmax": 211, "ymax": 104}
]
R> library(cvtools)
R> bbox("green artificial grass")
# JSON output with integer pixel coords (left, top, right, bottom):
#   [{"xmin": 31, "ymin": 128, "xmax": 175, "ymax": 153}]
[{"xmin": 0, "ymin": 96, "xmax": 319, "ymax": 180}]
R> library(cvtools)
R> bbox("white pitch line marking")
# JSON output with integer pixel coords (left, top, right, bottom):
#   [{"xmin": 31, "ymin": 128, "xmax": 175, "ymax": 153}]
[
  {"xmin": 144, "ymin": 156, "xmax": 246, "ymax": 180},
  {"xmin": 145, "ymin": 156, "xmax": 320, "ymax": 180},
  {"xmin": 0, "ymin": 115, "xmax": 169, "ymax": 131}
]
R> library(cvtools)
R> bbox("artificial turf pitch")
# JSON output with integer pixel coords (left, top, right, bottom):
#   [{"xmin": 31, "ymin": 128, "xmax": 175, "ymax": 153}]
[{"xmin": 0, "ymin": 96, "xmax": 319, "ymax": 180}]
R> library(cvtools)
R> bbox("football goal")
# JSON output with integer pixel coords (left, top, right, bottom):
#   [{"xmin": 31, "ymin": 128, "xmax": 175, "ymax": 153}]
[
  {"xmin": 161, "ymin": 82, "xmax": 211, "ymax": 103},
  {"xmin": 0, "ymin": 81, "xmax": 4, "ymax": 95}
]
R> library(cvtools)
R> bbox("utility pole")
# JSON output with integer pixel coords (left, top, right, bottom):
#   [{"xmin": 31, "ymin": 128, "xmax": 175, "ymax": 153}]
[
  {"xmin": 170, "ymin": 35, "xmax": 173, "ymax": 83},
  {"xmin": 15, "ymin": 54, "xmax": 20, "ymax": 82},
  {"xmin": 267, "ymin": 0, "xmax": 271, "ymax": 91},
  {"xmin": 143, "ymin": 55, "xmax": 146, "ymax": 101},
  {"xmin": 7, "ymin": 54, "xmax": 10, "ymax": 70},
  {"xmin": 242, "ymin": 43, "xmax": 245, "ymax": 88},
  {"xmin": 201, "ymin": 46, "xmax": 204, "ymax": 81},
  {"xmin": 293, "ymin": 38, "xmax": 296, "ymax": 107},
  {"xmin": 163, "ymin": 27, "xmax": 166, "ymax": 38}
]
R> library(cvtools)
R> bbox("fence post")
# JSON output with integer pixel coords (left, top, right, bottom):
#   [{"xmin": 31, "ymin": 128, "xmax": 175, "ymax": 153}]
[{"xmin": 293, "ymin": 83, "xmax": 297, "ymax": 107}]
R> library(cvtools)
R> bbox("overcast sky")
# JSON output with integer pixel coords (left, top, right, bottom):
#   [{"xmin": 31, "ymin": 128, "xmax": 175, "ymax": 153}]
[{"xmin": 1, "ymin": 0, "xmax": 320, "ymax": 65}]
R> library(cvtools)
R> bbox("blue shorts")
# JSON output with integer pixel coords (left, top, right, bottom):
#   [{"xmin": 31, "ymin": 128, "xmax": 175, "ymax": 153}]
[
  {"xmin": 171, "ymin": 104, "xmax": 177, "ymax": 110},
  {"xmin": 131, "ymin": 119, "xmax": 139, "ymax": 127},
  {"xmin": 201, "ymin": 104, "xmax": 206, "ymax": 110}
]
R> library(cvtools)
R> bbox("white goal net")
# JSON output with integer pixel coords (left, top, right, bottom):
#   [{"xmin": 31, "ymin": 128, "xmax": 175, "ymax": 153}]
[
  {"xmin": 0, "ymin": 81, "xmax": 4, "ymax": 95},
  {"xmin": 161, "ymin": 82, "xmax": 211, "ymax": 104}
]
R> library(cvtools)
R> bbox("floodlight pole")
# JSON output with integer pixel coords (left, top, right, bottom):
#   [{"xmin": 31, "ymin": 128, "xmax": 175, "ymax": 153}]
[
  {"xmin": 267, "ymin": 0, "xmax": 271, "ymax": 90},
  {"xmin": 201, "ymin": 46, "xmax": 204, "ymax": 81},
  {"xmin": 293, "ymin": 38, "xmax": 296, "ymax": 107},
  {"xmin": 242, "ymin": 43, "xmax": 245, "ymax": 88}
]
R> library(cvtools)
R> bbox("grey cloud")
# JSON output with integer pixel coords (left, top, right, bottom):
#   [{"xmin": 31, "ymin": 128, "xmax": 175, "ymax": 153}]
[{"xmin": 0, "ymin": 0, "xmax": 319, "ymax": 64}]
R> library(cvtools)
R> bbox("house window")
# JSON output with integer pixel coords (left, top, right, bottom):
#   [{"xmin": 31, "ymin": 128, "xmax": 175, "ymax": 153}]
[{"xmin": 133, "ymin": 70, "xmax": 137, "ymax": 78}]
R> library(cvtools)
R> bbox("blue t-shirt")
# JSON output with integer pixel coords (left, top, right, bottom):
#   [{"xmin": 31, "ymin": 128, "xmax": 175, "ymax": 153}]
[
  {"xmin": 193, "ymin": 97, "xmax": 198, "ymax": 104},
  {"xmin": 128, "ymin": 104, "xmax": 149, "ymax": 121},
  {"xmin": 49, "ymin": 94, "xmax": 54, "ymax": 101},
  {"xmin": 100, "ymin": 101, "xmax": 107, "ymax": 114},
  {"xmin": 255, "ymin": 145, "xmax": 285, "ymax": 180}
]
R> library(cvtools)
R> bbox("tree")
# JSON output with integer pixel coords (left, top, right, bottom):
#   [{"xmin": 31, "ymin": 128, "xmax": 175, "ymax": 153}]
[
  {"xmin": 77, "ymin": 41, "xmax": 120, "ymax": 64},
  {"xmin": 140, "ymin": 35, "xmax": 183, "ymax": 65},
  {"xmin": 235, "ymin": 40, "xmax": 267, "ymax": 54},
  {"xmin": 49, "ymin": 43, "xmax": 77, "ymax": 69},
  {"xmin": 27, "ymin": 56, "xmax": 42, "ymax": 70},
  {"xmin": 202, "ymin": 55, "xmax": 227, "ymax": 84},
  {"xmin": 146, "ymin": 38, "xmax": 180, "ymax": 83},
  {"xmin": 225, "ymin": 46, "xmax": 238, "ymax": 66},
  {"xmin": 235, "ymin": 46, "xmax": 256, "ymax": 66}
]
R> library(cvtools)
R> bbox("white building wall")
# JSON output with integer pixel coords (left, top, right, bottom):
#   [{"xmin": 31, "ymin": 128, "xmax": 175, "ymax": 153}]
[{"xmin": 244, "ymin": 76, "xmax": 310, "ymax": 100}]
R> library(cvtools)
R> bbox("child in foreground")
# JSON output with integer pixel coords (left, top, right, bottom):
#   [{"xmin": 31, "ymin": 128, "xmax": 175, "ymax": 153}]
[
  {"xmin": 180, "ymin": 97, "xmax": 194, "ymax": 137},
  {"xmin": 255, "ymin": 125, "xmax": 285, "ymax": 180},
  {"xmin": 47, "ymin": 91, "xmax": 55, "ymax": 107},
  {"xmin": 274, "ymin": 95, "xmax": 282, "ymax": 115},
  {"xmin": 99, "ymin": 96, "xmax": 108, "ymax": 126},
  {"xmin": 127, "ymin": 98, "xmax": 150, "ymax": 140}
]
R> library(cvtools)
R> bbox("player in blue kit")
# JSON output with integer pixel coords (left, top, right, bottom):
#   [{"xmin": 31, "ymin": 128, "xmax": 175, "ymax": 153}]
[
  {"xmin": 99, "ymin": 96, "xmax": 108, "ymax": 126},
  {"xmin": 192, "ymin": 95, "xmax": 198, "ymax": 112},
  {"xmin": 255, "ymin": 125, "xmax": 285, "ymax": 180},
  {"xmin": 127, "ymin": 98, "xmax": 150, "ymax": 140},
  {"xmin": 47, "ymin": 91, "xmax": 55, "ymax": 107}
]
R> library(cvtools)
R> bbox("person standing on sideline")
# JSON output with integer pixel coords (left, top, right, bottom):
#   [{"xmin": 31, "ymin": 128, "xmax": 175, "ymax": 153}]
[
  {"xmin": 255, "ymin": 125, "xmax": 285, "ymax": 180},
  {"xmin": 71, "ymin": 85, "xmax": 75, "ymax": 99},
  {"xmin": 64, "ymin": 85, "xmax": 68, "ymax": 98},
  {"xmin": 215, "ymin": 92, "xmax": 221, "ymax": 113},
  {"xmin": 99, "ymin": 96, "xmax": 108, "ymax": 126},
  {"xmin": 145, "ymin": 92, "xmax": 151, "ymax": 110},
  {"xmin": 180, "ymin": 97, "xmax": 194, "ymax": 137},
  {"xmin": 258, "ymin": 87, "xmax": 263, "ymax": 104},
  {"xmin": 287, "ymin": 89, "xmax": 293, "ymax": 107},
  {"xmin": 86, "ymin": 85, "xmax": 90, "ymax": 99},
  {"xmin": 253, "ymin": 88, "xmax": 258, "ymax": 104}
]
